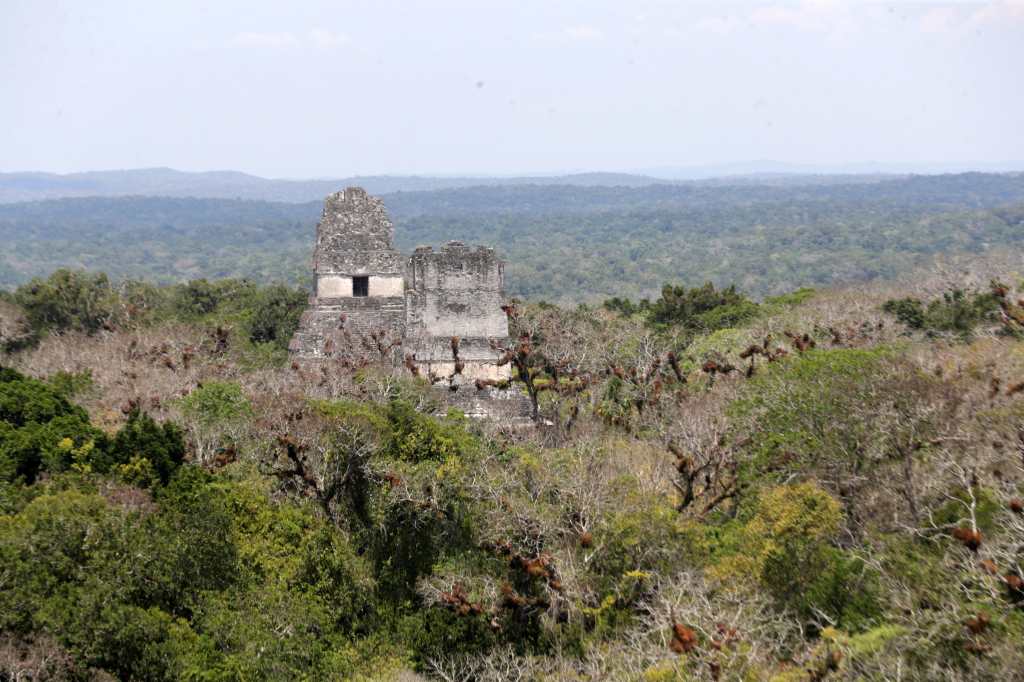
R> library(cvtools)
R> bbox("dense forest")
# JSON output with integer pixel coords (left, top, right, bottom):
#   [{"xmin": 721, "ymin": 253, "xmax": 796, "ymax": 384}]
[
  {"xmin": 2, "ymin": 173, "xmax": 1023, "ymax": 302},
  {"xmin": 2, "ymin": 259, "xmax": 1024, "ymax": 680}
]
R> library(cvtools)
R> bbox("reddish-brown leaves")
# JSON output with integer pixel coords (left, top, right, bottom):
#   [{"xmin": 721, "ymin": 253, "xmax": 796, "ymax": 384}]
[
  {"xmin": 1004, "ymin": 573, "xmax": 1024, "ymax": 596},
  {"xmin": 499, "ymin": 583, "xmax": 527, "ymax": 610},
  {"xmin": 439, "ymin": 583, "xmax": 484, "ymax": 617},
  {"xmin": 965, "ymin": 613, "xmax": 990, "ymax": 634},
  {"xmin": 669, "ymin": 623, "xmax": 698, "ymax": 654},
  {"xmin": 952, "ymin": 526, "xmax": 983, "ymax": 552}
]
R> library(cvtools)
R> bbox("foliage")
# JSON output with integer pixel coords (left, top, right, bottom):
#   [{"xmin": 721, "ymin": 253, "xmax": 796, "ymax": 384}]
[
  {"xmin": 4, "ymin": 263, "xmax": 1024, "ymax": 679},
  {"xmin": 708, "ymin": 483, "xmax": 881, "ymax": 632},
  {"xmin": 173, "ymin": 278, "xmax": 226, "ymax": 318},
  {"xmin": 647, "ymin": 281, "xmax": 759, "ymax": 333},
  {"xmin": 728, "ymin": 347, "xmax": 958, "ymax": 519},
  {"xmin": 106, "ymin": 410, "xmax": 186, "ymax": 485},
  {"xmin": 0, "ymin": 299, "xmax": 32, "ymax": 352},
  {"xmin": 883, "ymin": 287, "xmax": 1002, "ymax": 337},
  {"xmin": 178, "ymin": 381, "xmax": 252, "ymax": 428},
  {"xmin": 1, "ymin": 368, "xmax": 188, "ymax": 488},
  {"xmin": 0, "ymin": 369, "xmax": 105, "ymax": 483},
  {"xmin": 45, "ymin": 369, "xmax": 94, "ymax": 399},
  {"xmin": 11, "ymin": 269, "xmax": 116, "ymax": 338},
  {"xmin": 247, "ymin": 283, "xmax": 307, "ymax": 350},
  {"xmin": 731, "ymin": 348, "xmax": 895, "ymax": 482},
  {"xmin": 0, "ymin": 464, "xmax": 399, "ymax": 679},
  {"xmin": 763, "ymin": 286, "xmax": 816, "ymax": 309},
  {"xmin": 0, "ymin": 368, "xmax": 85, "ymax": 427},
  {"xmin": 382, "ymin": 400, "xmax": 476, "ymax": 463},
  {"xmin": 602, "ymin": 296, "xmax": 648, "ymax": 317}
]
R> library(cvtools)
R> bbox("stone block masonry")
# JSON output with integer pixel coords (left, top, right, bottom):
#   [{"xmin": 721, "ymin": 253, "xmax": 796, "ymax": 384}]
[
  {"xmin": 404, "ymin": 242, "xmax": 511, "ymax": 381},
  {"xmin": 290, "ymin": 187, "xmax": 530, "ymax": 420},
  {"xmin": 289, "ymin": 187, "xmax": 406, "ymax": 360}
]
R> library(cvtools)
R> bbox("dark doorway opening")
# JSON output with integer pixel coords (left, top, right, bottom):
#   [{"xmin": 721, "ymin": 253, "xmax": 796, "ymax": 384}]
[{"xmin": 353, "ymin": 276, "xmax": 369, "ymax": 297}]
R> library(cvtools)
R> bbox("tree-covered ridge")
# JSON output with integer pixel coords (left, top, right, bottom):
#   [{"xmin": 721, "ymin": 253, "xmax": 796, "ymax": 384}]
[
  {"xmin": 1, "ymin": 173, "xmax": 1024, "ymax": 301},
  {"xmin": 2, "ymin": 264, "xmax": 1024, "ymax": 680},
  {"xmin": 382, "ymin": 171, "xmax": 1024, "ymax": 215}
]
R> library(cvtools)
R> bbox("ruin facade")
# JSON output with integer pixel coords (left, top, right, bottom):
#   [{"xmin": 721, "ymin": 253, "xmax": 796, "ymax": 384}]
[{"xmin": 290, "ymin": 187, "xmax": 528, "ymax": 418}]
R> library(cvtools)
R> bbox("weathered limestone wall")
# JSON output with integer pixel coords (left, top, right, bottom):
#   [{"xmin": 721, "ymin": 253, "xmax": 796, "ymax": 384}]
[
  {"xmin": 369, "ymin": 276, "xmax": 404, "ymax": 297},
  {"xmin": 317, "ymin": 275, "xmax": 352, "ymax": 298},
  {"xmin": 290, "ymin": 187, "xmax": 530, "ymax": 420},
  {"xmin": 404, "ymin": 337, "xmax": 511, "ymax": 381},
  {"xmin": 443, "ymin": 384, "xmax": 535, "ymax": 421},
  {"xmin": 314, "ymin": 188, "xmax": 404, "ymax": 277},
  {"xmin": 406, "ymin": 243, "xmax": 508, "ymax": 338},
  {"xmin": 290, "ymin": 188, "xmax": 406, "ymax": 358},
  {"xmin": 404, "ymin": 242, "xmax": 511, "ymax": 380}
]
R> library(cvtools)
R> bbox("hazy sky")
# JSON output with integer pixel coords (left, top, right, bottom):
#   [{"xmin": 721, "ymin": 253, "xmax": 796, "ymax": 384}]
[{"xmin": 2, "ymin": 0, "xmax": 1022, "ymax": 177}]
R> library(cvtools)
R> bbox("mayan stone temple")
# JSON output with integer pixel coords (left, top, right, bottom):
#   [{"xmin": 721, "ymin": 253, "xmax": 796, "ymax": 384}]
[{"xmin": 289, "ymin": 187, "xmax": 530, "ymax": 418}]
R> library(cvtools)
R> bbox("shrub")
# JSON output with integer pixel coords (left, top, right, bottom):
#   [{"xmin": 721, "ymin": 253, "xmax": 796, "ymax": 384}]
[
  {"xmin": 382, "ymin": 400, "xmax": 475, "ymax": 463},
  {"xmin": 171, "ymin": 278, "xmax": 260, "ymax": 320},
  {"xmin": 106, "ymin": 410, "xmax": 186, "ymax": 486},
  {"xmin": 764, "ymin": 287, "xmax": 816, "ymax": 308},
  {"xmin": 4, "ymin": 415, "xmax": 108, "ymax": 480},
  {"xmin": 116, "ymin": 279, "xmax": 175, "ymax": 323},
  {"xmin": 0, "ymin": 371, "xmax": 106, "ymax": 483},
  {"xmin": 882, "ymin": 287, "xmax": 1002, "ymax": 337},
  {"xmin": 177, "ymin": 382, "xmax": 252, "ymax": 464},
  {"xmin": 178, "ymin": 381, "xmax": 252, "ymax": 428},
  {"xmin": 709, "ymin": 482, "xmax": 880, "ymax": 631},
  {"xmin": 172, "ymin": 279, "xmax": 223, "ymax": 318},
  {"xmin": 0, "ymin": 488, "xmax": 115, "ymax": 631},
  {"xmin": 12, "ymin": 269, "xmax": 117, "ymax": 337},
  {"xmin": 0, "ymin": 369, "xmax": 84, "ymax": 427},
  {"xmin": 602, "ymin": 297, "xmax": 648, "ymax": 316},
  {"xmin": 647, "ymin": 281, "xmax": 759, "ymax": 333},
  {"xmin": 46, "ymin": 369, "xmax": 94, "ymax": 399},
  {"xmin": 0, "ymin": 474, "xmax": 240, "ymax": 680},
  {"xmin": 730, "ymin": 348, "xmax": 895, "ymax": 486},
  {"xmin": 247, "ymin": 284, "xmax": 307, "ymax": 350},
  {"xmin": 881, "ymin": 297, "xmax": 926, "ymax": 329}
]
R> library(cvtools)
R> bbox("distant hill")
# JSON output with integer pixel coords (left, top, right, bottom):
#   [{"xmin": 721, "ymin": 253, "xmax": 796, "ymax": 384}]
[
  {"xmin": 633, "ymin": 159, "xmax": 1024, "ymax": 179},
  {"xmin": 380, "ymin": 172, "xmax": 1024, "ymax": 216},
  {"xmin": 0, "ymin": 167, "xmax": 678, "ymax": 204}
]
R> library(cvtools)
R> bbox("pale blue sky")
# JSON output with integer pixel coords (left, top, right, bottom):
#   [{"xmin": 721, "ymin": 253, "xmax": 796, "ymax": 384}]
[{"xmin": 2, "ymin": 0, "xmax": 1022, "ymax": 177}]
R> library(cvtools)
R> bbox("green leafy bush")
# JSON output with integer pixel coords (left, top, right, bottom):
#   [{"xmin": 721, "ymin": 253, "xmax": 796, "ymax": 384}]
[
  {"xmin": 106, "ymin": 410, "xmax": 186, "ymax": 486},
  {"xmin": 0, "ymin": 370, "xmax": 184, "ymax": 486},
  {"xmin": 0, "ymin": 370, "xmax": 106, "ymax": 483},
  {"xmin": 12, "ymin": 269, "xmax": 117, "ymax": 337},
  {"xmin": 764, "ymin": 287, "xmax": 817, "ymax": 308},
  {"xmin": 178, "ymin": 381, "xmax": 252, "ymax": 428},
  {"xmin": 45, "ymin": 369, "xmax": 94, "ymax": 399},
  {"xmin": 172, "ymin": 278, "xmax": 227, "ymax": 318},
  {"xmin": 382, "ymin": 400, "xmax": 475, "ymax": 463},
  {"xmin": 247, "ymin": 283, "xmax": 307, "ymax": 350},
  {"xmin": 648, "ymin": 281, "xmax": 759, "ymax": 333},
  {"xmin": 602, "ymin": 296, "xmax": 648, "ymax": 316},
  {"xmin": 730, "ymin": 347, "xmax": 896, "ymax": 485},
  {"xmin": 882, "ymin": 287, "xmax": 1001, "ymax": 337},
  {"xmin": 708, "ymin": 482, "xmax": 881, "ymax": 631},
  {"xmin": 0, "ymin": 368, "xmax": 84, "ymax": 427}
]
